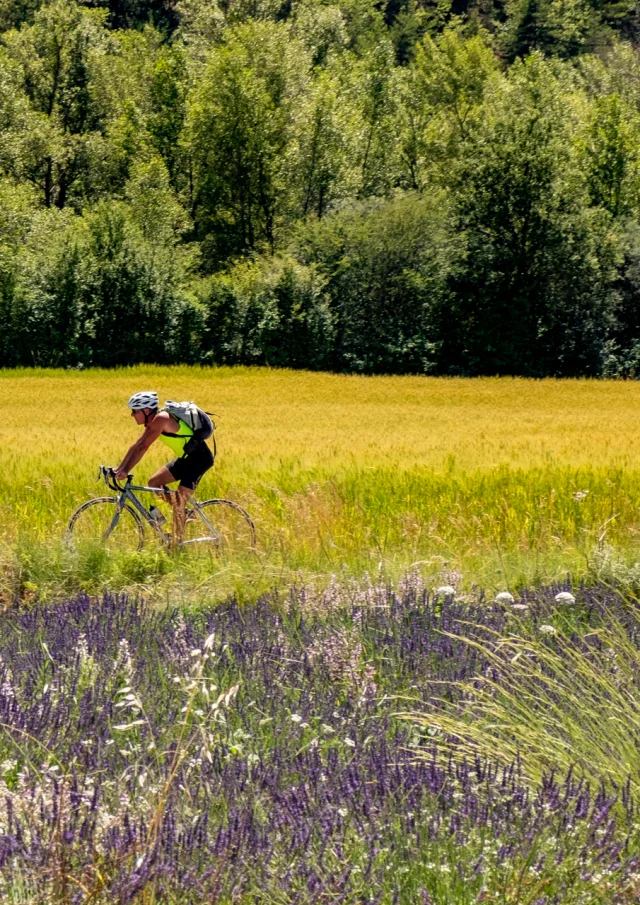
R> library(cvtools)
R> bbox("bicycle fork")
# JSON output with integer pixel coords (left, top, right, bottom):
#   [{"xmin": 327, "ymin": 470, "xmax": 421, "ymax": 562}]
[{"xmin": 100, "ymin": 494, "xmax": 127, "ymax": 542}]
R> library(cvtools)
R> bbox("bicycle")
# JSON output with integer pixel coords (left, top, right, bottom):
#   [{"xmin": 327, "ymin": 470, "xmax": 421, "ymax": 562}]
[{"xmin": 66, "ymin": 466, "xmax": 256, "ymax": 555}]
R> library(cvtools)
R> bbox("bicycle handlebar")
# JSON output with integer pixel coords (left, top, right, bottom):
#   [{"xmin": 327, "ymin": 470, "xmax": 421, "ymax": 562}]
[
  {"xmin": 97, "ymin": 466, "xmax": 175, "ymax": 497},
  {"xmin": 98, "ymin": 465, "xmax": 133, "ymax": 494}
]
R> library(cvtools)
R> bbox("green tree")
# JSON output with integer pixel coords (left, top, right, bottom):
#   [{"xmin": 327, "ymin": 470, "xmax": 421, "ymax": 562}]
[
  {"xmin": 201, "ymin": 255, "xmax": 334, "ymax": 367},
  {"xmin": 416, "ymin": 26, "xmax": 498, "ymax": 142},
  {"xmin": 582, "ymin": 93, "xmax": 639, "ymax": 218},
  {"xmin": 290, "ymin": 67, "xmax": 359, "ymax": 219},
  {"xmin": 291, "ymin": 1, "xmax": 348, "ymax": 67},
  {"xmin": 7, "ymin": 205, "xmax": 83, "ymax": 365},
  {"xmin": 0, "ymin": 0, "xmax": 42, "ymax": 32},
  {"xmin": 351, "ymin": 38, "xmax": 401, "ymax": 196},
  {"xmin": 3, "ymin": 198, "xmax": 198, "ymax": 367},
  {"xmin": 0, "ymin": 179, "xmax": 39, "ymax": 366},
  {"xmin": 186, "ymin": 20, "xmax": 310, "ymax": 266},
  {"xmin": 603, "ymin": 220, "xmax": 640, "ymax": 377},
  {"xmin": 296, "ymin": 192, "xmax": 454, "ymax": 373},
  {"xmin": 89, "ymin": 28, "xmax": 188, "ymax": 190},
  {"xmin": 503, "ymin": 0, "xmax": 595, "ymax": 61},
  {"xmin": 87, "ymin": 0, "xmax": 180, "ymax": 32},
  {"xmin": 147, "ymin": 46, "xmax": 187, "ymax": 181},
  {"xmin": 333, "ymin": 0, "xmax": 386, "ymax": 53},
  {"xmin": 2, "ymin": 0, "xmax": 110, "ymax": 208},
  {"xmin": 398, "ymin": 26, "xmax": 497, "ymax": 189},
  {"xmin": 439, "ymin": 56, "xmax": 616, "ymax": 376},
  {"xmin": 125, "ymin": 155, "xmax": 190, "ymax": 242},
  {"xmin": 79, "ymin": 202, "xmax": 192, "ymax": 365}
]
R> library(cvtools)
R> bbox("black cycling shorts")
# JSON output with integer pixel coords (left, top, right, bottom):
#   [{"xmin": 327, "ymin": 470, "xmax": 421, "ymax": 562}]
[{"xmin": 166, "ymin": 442, "xmax": 214, "ymax": 490}]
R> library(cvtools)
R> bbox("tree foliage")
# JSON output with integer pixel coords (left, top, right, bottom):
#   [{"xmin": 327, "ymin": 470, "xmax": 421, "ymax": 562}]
[{"xmin": 0, "ymin": 0, "xmax": 639, "ymax": 373}]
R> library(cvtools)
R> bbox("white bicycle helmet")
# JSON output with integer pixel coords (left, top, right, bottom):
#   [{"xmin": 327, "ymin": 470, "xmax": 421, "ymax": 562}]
[{"xmin": 127, "ymin": 391, "xmax": 159, "ymax": 411}]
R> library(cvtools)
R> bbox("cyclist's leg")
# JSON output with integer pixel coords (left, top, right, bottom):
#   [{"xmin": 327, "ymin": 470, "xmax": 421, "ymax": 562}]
[
  {"xmin": 149, "ymin": 461, "xmax": 193, "ymax": 545},
  {"xmin": 148, "ymin": 447, "xmax": 213, "ymax": 545},
  {"xmin": 148, "ymin": 465, "xmax": 177, "ymax": 505},
  {"xmin": 173, "ymin": 446, "xmax": 214, "ymax": 542},
  {"xmin": 174, "ymin": 485, "xmax": 193, "ymax": 543}
]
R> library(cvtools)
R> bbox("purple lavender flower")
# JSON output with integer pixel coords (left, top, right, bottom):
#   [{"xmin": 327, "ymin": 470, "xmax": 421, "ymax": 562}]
[{"xmin": 0, "ymin": 581, "xmax": 635, "ymax": 902}]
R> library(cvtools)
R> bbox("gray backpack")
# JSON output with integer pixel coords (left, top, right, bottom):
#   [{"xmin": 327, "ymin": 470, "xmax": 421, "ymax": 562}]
[{"xmin": 163, "ymin": 400, "xmax": 215, "ymax": 454}]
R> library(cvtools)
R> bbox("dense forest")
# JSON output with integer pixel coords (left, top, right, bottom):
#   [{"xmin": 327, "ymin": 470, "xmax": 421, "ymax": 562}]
[{"xmin": 2, "ymin": 0, "xmax": 640, "ymax": 374}]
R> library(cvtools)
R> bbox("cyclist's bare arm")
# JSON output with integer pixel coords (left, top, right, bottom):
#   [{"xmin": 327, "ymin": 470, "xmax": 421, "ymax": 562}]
[{"xmin": 115, "ymin": 412, "xmax": 177, "ymax": 479}]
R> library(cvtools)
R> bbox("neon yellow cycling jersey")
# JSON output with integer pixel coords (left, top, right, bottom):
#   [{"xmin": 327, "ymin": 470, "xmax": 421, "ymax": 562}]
[{"xmin": 160, "ymin": 418, "xmax": 194, "ymax": 458}]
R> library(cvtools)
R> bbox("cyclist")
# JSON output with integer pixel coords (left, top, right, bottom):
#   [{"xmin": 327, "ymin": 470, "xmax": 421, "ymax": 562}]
[{"xmin": 114, "ymin": 391, "xmax": 214, "ymax": 543}]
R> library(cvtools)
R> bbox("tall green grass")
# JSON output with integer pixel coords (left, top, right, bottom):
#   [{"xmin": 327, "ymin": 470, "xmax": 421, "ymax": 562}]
[
  {"xmin": 405, "ymin": 593, "xmax": 640, "ymax": 789},
  {"xmin": 2, "ymin": 462, "xmax": 640, "ymax": 603},
  {"xmin": 3, "ymin": 367, "xmax": 640, "ymax": 601}
]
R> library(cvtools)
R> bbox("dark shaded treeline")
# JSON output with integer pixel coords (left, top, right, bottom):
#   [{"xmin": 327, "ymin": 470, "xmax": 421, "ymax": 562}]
[{"xmin": 2, "ymin": 0, "xmax": 640, "ymax": 375}]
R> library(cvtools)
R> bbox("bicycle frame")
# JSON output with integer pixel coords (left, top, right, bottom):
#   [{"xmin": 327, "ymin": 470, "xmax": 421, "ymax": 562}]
[{"xmin": 100, "ymin": 468, "xmax": 223, "ymax": 546}]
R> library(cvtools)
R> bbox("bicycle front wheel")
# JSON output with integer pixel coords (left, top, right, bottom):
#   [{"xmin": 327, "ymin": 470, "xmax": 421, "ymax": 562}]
[
  {"xmin": 182, "ymin": 499, "xmax": 256, "ymax": 556},
  {"xmin": 67, "ymin": 498, "xmax": 145, "ymax": 553}
]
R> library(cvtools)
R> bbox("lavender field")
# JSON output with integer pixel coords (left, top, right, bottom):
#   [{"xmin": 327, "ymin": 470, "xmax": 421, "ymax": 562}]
[{"xmin": 0, "ymin": 578, "xmax": 639, "ymax": 904}]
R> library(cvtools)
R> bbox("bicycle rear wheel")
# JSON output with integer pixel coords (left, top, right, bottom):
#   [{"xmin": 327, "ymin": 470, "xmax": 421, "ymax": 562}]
[
  {"xmin": 67, "ymin": 498, "xmax": 145, "ymax": 553},
  {"xmin": 182, "ymin": 499, "xmax": 256, "ymax": 556}
]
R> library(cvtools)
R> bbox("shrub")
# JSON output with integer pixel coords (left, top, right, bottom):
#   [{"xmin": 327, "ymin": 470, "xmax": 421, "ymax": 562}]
[
  {"xmin": 1, "ymin": 199, "xmax": 200, "ymax": 367},
  {"xmin": 295, "ymin": 192, "xmax": 455, "ymax": 374},
  {"xmin": 200, "ymin": 254, "xmax": 335, "ymax": 369}
]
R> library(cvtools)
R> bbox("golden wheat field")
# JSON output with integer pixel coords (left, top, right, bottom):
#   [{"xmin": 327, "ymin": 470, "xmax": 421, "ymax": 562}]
[{"xmin": 3, "ymin": 365, "xmax": 640, "ymax": 601}]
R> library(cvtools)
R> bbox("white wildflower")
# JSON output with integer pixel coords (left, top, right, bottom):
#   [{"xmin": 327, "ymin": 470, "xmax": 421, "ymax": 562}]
[
  {"xmin": 114, "ymin": 640, "xmax": 134, "ymax": 680},
  {"xmin": 495, "ymin": 592, "xmax": 515, "ymax": 604},
  {"xmin": 539, "ymin": 624, "xmax": 557, "ymax": 635},
  {"xmin": 290, "ymin": 713, "xmax": 302, "ymax": 723},
  {"xmin": 344, "ymin": 737, "xmax": 356, "ymax": 747},
  {"xmin": 555, "ymin": 591, "xmax": 576, "ymax": 605},
  {"xmin": 76, "ymin": 633, "xmax": 90, "ymax": 662},
  {"xmin": 435, "ymin": 585, "xmax": 456, "ymax": 598},
  {"xmin": 511, "ymin": 604, "xmax": 529, "ymax": 613}
]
